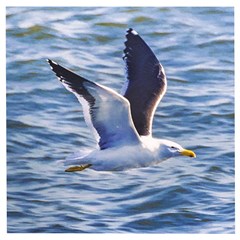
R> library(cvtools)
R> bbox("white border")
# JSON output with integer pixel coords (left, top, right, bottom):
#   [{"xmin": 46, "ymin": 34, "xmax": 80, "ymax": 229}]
[
  {"xmin": 0, "ymin": 1, "xmax": 6, "ymax": 238},
  {"xmin": 234, "ymin": 1, "xmax": 239, "ymax": 237},
  {"xmin": 2, "ymin": 0, "xmax": 238, "ymax": 7},
  {"xmin": 1, "ymin": 0, "xmax": 239, "ymax": 240}
]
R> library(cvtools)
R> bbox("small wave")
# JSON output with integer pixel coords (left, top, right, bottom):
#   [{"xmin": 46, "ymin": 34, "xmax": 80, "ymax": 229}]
[
  {"xmin": 197, "ymin": 35, "xmax": 234, "ymax": 48},
  {"xmin": 7, "ymin": 119, "xmax": 45, "ymax": 130},
  {"xmin": 132, "ymin": 16, "xmax": 155, "ymax": 23},
  {"xmin": 7, "ymin": 25, "xmax": 56, "ymax": 40},
  {"xmin": 95, "ymin": 22, "xmax": 127, "ymax": 28}
]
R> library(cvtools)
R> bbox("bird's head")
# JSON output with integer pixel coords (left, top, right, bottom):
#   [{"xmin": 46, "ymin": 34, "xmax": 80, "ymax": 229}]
[{"xmin": 158, "ymin": 139, "xmax": 196, "ymax": 160}]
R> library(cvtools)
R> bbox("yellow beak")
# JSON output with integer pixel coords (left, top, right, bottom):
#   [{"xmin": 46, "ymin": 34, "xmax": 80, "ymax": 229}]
[{"xmin": 180, "ymin": 149, "xmax": 196, "ymax": 158}]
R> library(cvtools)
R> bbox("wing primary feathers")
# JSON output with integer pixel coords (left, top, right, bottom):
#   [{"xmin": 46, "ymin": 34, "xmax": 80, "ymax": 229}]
[
  {"xmin": 122, "ymin": 28, "xmax": 167, "ymax": 136},
  {"xmin": 47, "ymin": 59, "xmax": 140, "ymax": 150}
]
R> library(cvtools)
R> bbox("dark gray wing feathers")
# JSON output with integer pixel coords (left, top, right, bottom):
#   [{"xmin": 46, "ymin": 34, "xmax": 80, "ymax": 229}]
[{"xmin": 123, "ymin": 28, "xmax": 167, "ymax": 136}]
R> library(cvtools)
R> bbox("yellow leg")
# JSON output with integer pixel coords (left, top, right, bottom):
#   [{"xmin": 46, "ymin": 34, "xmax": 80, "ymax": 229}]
[{"xmin": 65, "ymin": 164, "xmax": 92, "ymax": 172}]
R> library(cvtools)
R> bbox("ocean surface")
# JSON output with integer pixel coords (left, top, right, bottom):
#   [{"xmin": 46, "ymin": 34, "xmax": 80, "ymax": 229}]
[{"xmin": 6, "ymin": 7, "xmax": 234, "ymax": 233}]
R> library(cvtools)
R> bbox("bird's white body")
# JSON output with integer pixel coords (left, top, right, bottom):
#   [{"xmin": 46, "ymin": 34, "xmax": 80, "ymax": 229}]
[{"xmin": 64, "ymin": 137, "xmax": 186, "ymax": 171}]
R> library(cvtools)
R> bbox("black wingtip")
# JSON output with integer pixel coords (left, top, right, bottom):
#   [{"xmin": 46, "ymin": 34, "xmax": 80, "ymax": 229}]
[
  {"xmin": 46, "ymin": 58, "xmax": 52, "ymax": 64},
  {"xmin": 47, "ymin": 59, "xmax": 60, "ymax": 69},
  {"xmin": 126, "ymin": 28, "xmax": 138, "ymax": 36},
  {"xmin": 47, "ymin": 58, "xmax": 52, "ymax": 66}
]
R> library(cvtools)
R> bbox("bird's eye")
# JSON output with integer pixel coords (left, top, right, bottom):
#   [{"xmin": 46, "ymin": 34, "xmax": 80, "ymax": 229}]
[{"xmin": 171, "ymin": 146, "xmax": 175, "ymax": 149}]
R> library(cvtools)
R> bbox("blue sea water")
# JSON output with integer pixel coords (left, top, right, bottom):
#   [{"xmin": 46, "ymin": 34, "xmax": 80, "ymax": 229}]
[{"xmin": 6, "ymin": 7, "xmax": 234, "ymax": 233}]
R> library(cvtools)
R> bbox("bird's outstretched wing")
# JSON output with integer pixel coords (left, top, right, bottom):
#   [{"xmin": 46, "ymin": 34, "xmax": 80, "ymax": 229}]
[
  {"xmin": 47, "ymin": 59, "xmax": 140, "ymax": 150},
  {"xmin": 123, "ymin": 28, "xmax": 167, "ymax": 136}
]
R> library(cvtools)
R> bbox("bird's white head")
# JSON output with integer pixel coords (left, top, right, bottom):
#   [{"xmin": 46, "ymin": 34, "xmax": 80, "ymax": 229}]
[{"xmin": 157, "ymin": 139, "xmax": 196, "ymax": 161}]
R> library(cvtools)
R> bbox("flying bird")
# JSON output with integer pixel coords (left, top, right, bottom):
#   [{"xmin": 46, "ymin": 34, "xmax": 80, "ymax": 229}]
[{"xmin": 47, "ymin": 28, "xmax": 196, "ymax": 172}]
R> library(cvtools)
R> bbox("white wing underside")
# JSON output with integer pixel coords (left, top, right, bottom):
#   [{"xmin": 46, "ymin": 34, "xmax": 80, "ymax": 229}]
[{"xmin": 48, "ymin": 59, "xmax": 140, "ymax": 150}]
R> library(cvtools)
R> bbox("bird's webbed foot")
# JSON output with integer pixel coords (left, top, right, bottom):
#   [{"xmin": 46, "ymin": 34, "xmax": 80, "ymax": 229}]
[{"xmin": 65, "ymin": 164, "xmax": 92, "ymax": 172}]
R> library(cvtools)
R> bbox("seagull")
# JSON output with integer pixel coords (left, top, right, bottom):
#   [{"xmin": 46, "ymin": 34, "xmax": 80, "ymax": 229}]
[{"xmin": 47, "ymin": 28, "xmax": 196, "ymax": 172}]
